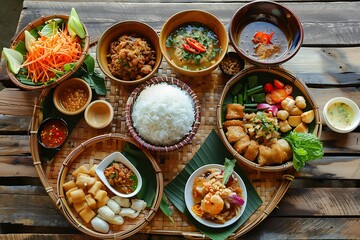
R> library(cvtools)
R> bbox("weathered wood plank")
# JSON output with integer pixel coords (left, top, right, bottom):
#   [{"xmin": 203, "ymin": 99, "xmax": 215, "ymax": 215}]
[
  {"xmin": 0, "ymin": 186, "xmax": 69, "ymax": 228},
  {"xmin": 273, "ymin": 188, "xmax": 360, "ymax": 216},
  {"xmin": 1, "ymin": 185, "xmax": 359, "ymax": 239},
  {"xmin": 17, "ymin": 1, "xmax": 360, "ymax": 46},
  {"xmin": 241, "ymin": 217, "xmax": 360, "ymax": 240},
  {"xmin": 0, "ymin": 156, "xmax": 36, "ymax": 177},
  {"xmin": 0, "ymin": 136, "xmax": 30, "ymax": 155},
  {"xmin": 297, "ymin": 156, "xmax": 360, "ymax": 180},
  {"xmin": 1, "ymin": 217, "xmax": 360, "ymax": 240},
  {"xmin": 0, "ymin": 116, "xmax": 32, "ymax": 132}
]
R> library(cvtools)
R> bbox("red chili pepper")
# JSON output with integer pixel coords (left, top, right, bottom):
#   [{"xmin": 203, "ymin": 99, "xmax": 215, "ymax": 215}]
[
  {"xmin": 261, "ymin": 31, "xmax": 274, "ymax": 45},
  {"xmin": 252, "ymin": 32, "xmax": 263, "ymax": 44},
  {"xmin": 185, "ymin": 37, "xmax": 206, "ymax": 53},
  {"xmin": 182, "ymin": 43, "xmax": 199, "ymax": 54},
  {"xmin": 252, "ymin": 31, "xmax": 274, "ymax": 45}
]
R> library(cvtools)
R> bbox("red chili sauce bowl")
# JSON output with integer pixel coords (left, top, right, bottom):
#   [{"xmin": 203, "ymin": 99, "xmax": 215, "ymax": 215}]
[{"xmin": 37, "ymin": 117, "xmax": 68, "ymax": 150}]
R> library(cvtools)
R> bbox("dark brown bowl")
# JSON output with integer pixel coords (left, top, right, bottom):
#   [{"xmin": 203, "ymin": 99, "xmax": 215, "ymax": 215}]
[
  {"xmin": 229, "ymin": 0, "xmax": 304, "ymax": 66},
  {"xmin": 125, "ymin": 77, "xmax": 201, "ymax": 152},
  {"xmin": 37, "ymin": 117, "xmax": 68, "ymax": 150}
]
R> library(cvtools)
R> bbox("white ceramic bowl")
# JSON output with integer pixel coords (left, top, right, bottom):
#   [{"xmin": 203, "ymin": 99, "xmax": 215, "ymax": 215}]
[
  {"xmin": 95, "ymin": 152, "xmax": 142, "ymax": 198},
  {"xmin": 184, "ymin": 164, "xmax": 247, "ymax": 228},
  {"xmin": 323, "ymin": 97, "xmax": 360, "ymax": 133},
  {"xmin": 84, "ymin": 100, "xmax": 114, "ymax": 129}
]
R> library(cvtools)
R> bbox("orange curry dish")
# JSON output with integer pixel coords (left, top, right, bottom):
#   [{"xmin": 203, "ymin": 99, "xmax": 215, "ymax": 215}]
[{"xmin": 104, "ymin": 162, "xmax": 138, "ymax": 194}]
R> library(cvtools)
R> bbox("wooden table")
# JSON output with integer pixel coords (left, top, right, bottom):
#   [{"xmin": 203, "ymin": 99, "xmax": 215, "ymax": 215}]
[{"xmin": 0, "ymin": 0, "xmax": 359, "ymax": 239}]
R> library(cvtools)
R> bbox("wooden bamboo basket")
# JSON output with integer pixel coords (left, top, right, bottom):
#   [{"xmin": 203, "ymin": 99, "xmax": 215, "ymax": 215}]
[
  {"xmin": 216, "ymin": 66, "xmax": 322, "ymax": 172},
  {"xmin": 56, "ymin": 133, "xmax": 163, "ymax": 239},
  {"xmin": 125, "ymin": 76, "xmax": 201, "ymax": 152},
  {"xmin": 7, "ymin": 14, "xmax": 90, "ymax": 90},
  {"xmin": 29, "ymin": 43, "xmax": 301, "ymax": 239}
]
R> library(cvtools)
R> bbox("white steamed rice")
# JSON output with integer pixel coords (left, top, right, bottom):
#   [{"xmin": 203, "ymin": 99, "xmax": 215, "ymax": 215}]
[{"xmin": 131, "ymin": 83, "xmax": 195, "ymax": 146}]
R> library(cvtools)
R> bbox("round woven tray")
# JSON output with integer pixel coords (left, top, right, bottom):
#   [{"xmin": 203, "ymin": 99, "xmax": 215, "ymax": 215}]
[
  {"xmin": 57, "ymin": 133, "xmax": 163, "ymax": 239},
  {"xmin": 29, "ymin": 44, "xmax": 299, "ymax": 239},
  {"xmin": 7, "ymin": 14, "xmax": 90, "ymax": 90},
  {"xmin": 216, "ymin": 66, "xmax": 322, "ymax": 172},
  {"xmin": 125, "ymin": 76, "xmax": 201, "ymax": 152}
]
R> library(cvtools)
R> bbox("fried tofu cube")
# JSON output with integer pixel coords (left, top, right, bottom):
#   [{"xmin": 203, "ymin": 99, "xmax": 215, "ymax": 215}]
[
  {"xmin": 226, "ymin": 126, "xmax": 247, "ymax": 143},
  {"xmin": 223, "ymin": 119, "xmax": 244, "ymax": 130},
  {"xmin": 244, "ymin": 140, "xmax": 259, "ymax": 161},
  {"xmin": 226, "ymin": 104, "xmax": 245, "ymax": 120}
]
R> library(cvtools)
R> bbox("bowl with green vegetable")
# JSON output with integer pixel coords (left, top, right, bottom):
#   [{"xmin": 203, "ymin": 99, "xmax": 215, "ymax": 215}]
[
  {"xmin": 159, "ymin": 10, "xmax": 228, "ymax": 77},
  {"xmin": 216, "ymin": 66, "xmax": 323, "ymax": 172},
  {"xmin": 3, "ymin": 8, "xmax": 90, "ymax": 91}
]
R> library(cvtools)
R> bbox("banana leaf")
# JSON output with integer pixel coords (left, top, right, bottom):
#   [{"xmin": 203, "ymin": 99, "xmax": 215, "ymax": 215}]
[
  {"xmin": 40, "ymin": 88, "xmax": 84, "ymax": 162},
  {"xmin": 164, "ymin": 130, "xmax": 262, "ymax": 240}
]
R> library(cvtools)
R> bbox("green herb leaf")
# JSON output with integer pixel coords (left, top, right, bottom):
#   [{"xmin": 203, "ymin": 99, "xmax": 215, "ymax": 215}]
[
  {"xmin": 222, "ymin": 158, "xmax": 237, "ymax": 185},
  {"xmin": 160, "ymin": 194, "xmax": 174, "ymax": 223},
  {"xmin": 83, "ymin": 54, "xmax": 95, "ymax": 74},
  {"xmin": 72, "ymin": 54, "xmax": 106, "ymax": 95},
  {"xmin": 40, "ymin": 20, "xmax": 58, "ymax": 37},
  {"xmin": 284, "ymin": 131, "xmax": 324, "ymax": 171}
]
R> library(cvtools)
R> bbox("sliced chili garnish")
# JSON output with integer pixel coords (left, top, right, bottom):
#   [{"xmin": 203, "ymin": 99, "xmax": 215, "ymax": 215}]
[
  {"xmin": 185, "ymin": 37, "xmax": 206, "ymax": 53},
  {"xmin": 182, "ymin": 43, "xmax": 199, "ymax": 54}
]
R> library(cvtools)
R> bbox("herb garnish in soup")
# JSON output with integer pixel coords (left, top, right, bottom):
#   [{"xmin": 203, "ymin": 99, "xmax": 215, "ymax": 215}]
[
  {"xmin": 166, "ymin": 23, "xmax": 221, "ymax": 70},
  {"xmin": 327, "ymin": 102, "xmax": 354, "ymax": 129},
  {"xmin": 104, "ymin": 161, "xmax": 138, "ymax": 194}
]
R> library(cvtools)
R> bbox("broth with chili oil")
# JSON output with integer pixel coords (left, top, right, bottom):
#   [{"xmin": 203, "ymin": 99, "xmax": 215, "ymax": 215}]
[
  {"xmin": 104, "ymin": 162, "xmax": 138, "ymax": 194},
  {"xmin": 238, "ymin": 22, "xmax": 288, "ymax": 62},
  {"xmin": 165, "ymin": 23, "xmax": 222, "ymax": 71},
  {"xmin": 39, "ymin": 118, "xmax": 68, "ymax": 148}
]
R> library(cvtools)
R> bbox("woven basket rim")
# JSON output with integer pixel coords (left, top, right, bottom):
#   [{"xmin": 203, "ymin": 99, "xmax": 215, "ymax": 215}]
[
  {"xmin": 7, "ymin": 14, "xmax": 90, "ymax": 91},
  {"xmin": 56, "ymin": 133, "xmax": 164, "ymax": 239},
  {"xmin": 125, "ymin": 76, "xmax": 201, "ymax": 152},
  {"xmin": 216, "ymin": 66, "xmax": 322, "ymax": 172}
]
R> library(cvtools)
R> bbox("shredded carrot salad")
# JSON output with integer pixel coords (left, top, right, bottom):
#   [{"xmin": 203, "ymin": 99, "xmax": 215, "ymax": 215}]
[{"xmin": 21, "ymin": 29, "xmax": 82, "ymax": 83}]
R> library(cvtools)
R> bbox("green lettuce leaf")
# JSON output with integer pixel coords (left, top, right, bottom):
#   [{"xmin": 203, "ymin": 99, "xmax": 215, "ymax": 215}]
[{"xmin": 284, "ymin": 131, "xmax": 324, "ymax": 171}]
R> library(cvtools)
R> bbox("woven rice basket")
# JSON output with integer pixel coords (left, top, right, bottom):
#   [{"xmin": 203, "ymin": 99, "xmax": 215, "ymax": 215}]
[
  {"xmin": 7, "ymin": 14, "xmax": 90, "ymax": 91},
  {"xmin": 216, "ymin": 66, "xmax": 322, "ymax": 172},
  {"xmin": 125, "ymin": 76, "xmax": 201, "ymax": 152},
  {"xmin": 29, "ymin": 43, "xmax": 301, "ymax": 239}
]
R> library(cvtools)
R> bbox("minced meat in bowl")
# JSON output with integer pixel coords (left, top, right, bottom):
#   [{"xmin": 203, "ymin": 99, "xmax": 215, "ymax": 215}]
[{"xmin": 107, "ymin": 34, "xmax": 156, "ymax": 81}]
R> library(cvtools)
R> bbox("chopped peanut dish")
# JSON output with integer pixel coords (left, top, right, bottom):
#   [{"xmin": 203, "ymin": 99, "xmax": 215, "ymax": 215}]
[{"xmin": 191, "ymin": 167, "xmax": 244, "ymax": 223}]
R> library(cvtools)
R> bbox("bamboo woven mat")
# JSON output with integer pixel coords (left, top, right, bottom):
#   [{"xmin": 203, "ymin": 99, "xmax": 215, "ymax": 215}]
[{"xmin": 31, "ymin": 47, "xmax": 295, "ymax": 238}]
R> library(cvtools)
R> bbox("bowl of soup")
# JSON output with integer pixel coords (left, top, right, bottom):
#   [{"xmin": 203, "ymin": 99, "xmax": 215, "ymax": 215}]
[
  {"xmin": 323, "ymin": 97, "xmax": 360, "ymax": 133},
  {"xmin": 95, "ymin": 151, "xmax": 142, "ymax": 198},
  {"xmin": 159, "ymin": 10, "xmax": 228, "ymax": 77},
  {"xmin": 229, "ymin": 0, "xmax": 304, "ymax": 66}
]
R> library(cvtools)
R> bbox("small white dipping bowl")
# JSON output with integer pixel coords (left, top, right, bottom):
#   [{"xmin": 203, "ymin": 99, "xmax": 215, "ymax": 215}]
[
  {"xmin": 96, "ymin": 152, "xmax": 142, "ymax": 198},
  {"xmin": 84, "ymin": 100, "xmax": 114, "ymax": 129},
  {"xmin": 323, "ymin": 97, "xmax": 360, "ymax": 133},
  {"xmin": 184, "ymin": 164, "xmax": 247, "ymax": 228}
]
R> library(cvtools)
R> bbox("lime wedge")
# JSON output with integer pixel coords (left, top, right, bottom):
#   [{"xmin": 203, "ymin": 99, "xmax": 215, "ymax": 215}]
[
  {"xmin": 25, "ymin": 30, "xmax": 36, "ymax": 52},
  {"xmin": 68, "ymin": 8, "xmax": 86, "ymax": 39},
  {"xmin": 3, "ymin": 47, "xmax": 24, "ymax": 74}
]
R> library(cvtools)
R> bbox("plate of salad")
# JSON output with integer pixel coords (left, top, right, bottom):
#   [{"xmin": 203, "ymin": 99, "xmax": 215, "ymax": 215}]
[
  {"xmin": 216, "ymin": 66, "xmax": 324, "ymax": 172},
  {"xmin": 3, "ymin": 8, "xmax": 90, "ymax": 90}
]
